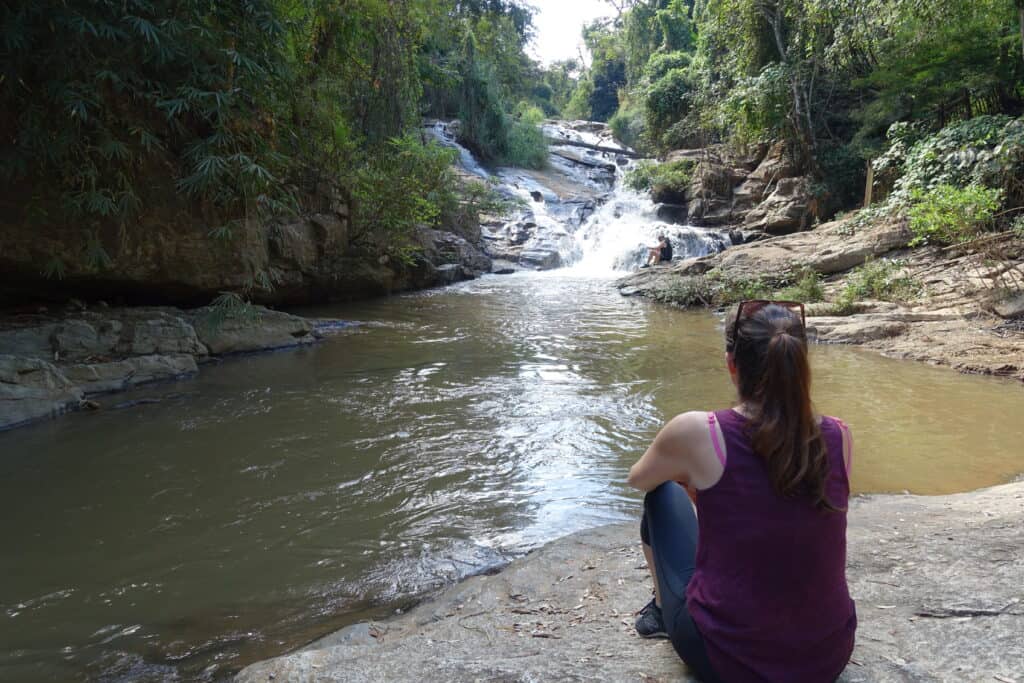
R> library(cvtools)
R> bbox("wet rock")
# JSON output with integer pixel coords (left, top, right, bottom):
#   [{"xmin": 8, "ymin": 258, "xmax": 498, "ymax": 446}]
[
  {"xmin": 518, "ymin": 248, "xmax": 562, "ymax": 271},
  {"xmin": 237, "ymin": 482, "xmax": 1024, "ymax": 683},
  {"xmin": 419, "ymin": 229, "xmax": 492, "ymax": 277},
  {"xmin": 655, "ymin": 203, "xmax": 689, "ymax": 225},
  {"xmin": 490, "ymin": 260, "xmax": 518, "ymax": 275},
  {"xmin": 63, "ymin": 354, "xmax": 199, "ymax": 394},
  {"xmin": 0, "ymin": 355, "xmax": 83, "ymax": 430},
  {"xmin": 530, "ymin": 191, "xmax": 544, "ymax": 203}
]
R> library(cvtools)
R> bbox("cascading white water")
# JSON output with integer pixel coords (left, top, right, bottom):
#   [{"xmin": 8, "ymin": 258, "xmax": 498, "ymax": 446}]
[
  {"xmin": 425, "ymin": 119, "xmax": 730, "ymax": 276},
  {"xmin": 567, "ymin": 174, "xmax": 729, "ymax": 276}
]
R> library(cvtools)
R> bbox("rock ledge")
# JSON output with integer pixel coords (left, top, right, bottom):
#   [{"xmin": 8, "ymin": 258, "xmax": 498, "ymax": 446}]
[{"xmin": 237, "ymin": 482, "xmax": 1024, "ymax": 682}]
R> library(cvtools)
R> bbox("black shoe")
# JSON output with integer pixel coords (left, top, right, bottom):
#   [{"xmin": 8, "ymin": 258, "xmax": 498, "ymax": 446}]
[
  {"xmin": 634, "ymin": 598, "xmax": 668, "ymax": 639},
  {"xmin": 641, "ymin": 263, "xmax": 651, "ymax": 268}
]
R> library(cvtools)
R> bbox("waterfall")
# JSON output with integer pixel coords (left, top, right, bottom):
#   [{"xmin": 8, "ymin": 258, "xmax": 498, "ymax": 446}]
[{"xmin": 424, "ymin": 119, "xmax": 731, "ymax": 276}]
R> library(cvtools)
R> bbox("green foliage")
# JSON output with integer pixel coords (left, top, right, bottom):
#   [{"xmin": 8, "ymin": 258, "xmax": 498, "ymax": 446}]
[
  {"xmin": 2, "ymin": 0, "xmax": 291, "ymax": 235},
  {"xmin": 652, "ymin": 276, "xmax": 714, "ymax": 307},
  {"xmin": 576, "ymin": 0, "xmax": 1024, "ymax": 220},
  {"xmin": 645, "ymin": 68, "xmax": 693, "ymax": 146},
  {"xmin": 645, "ymin": 52, "xmax": 692, "ymax": 82},
  {"xmin": 776, "ymin": 268, "xmax": 825, "ymax": 303},
  {"xmin": 907, "ymin": 184, "xmax": 1004, "ymax": 246},
  {"xmin": 348, "ymin": 136, "xmax": 459, "ymax": 247},
  {"xmin": 504, "ymin": 103, "xmax": 549, "ymax": 169},
  {"xmin": 3, "ymin": 0, "xmax": 552, "ymax": 294},
  {"xmin": 835, "ymin": 258, "xmax": 922, "ymax": 311},
  {"xmin": 707, "ymin": 270, "xmax": 772, "ymax": 305},
  {"xmin": 568, "ymin": 19, "xmax": 627, "ymax": 122},
  {"xmin": 624, "ymin": 159, "xmax": 696, "ymax": 195},
  {"xmin": 609, "ymin": 103, "xmax": 648, "ymax": 150},
  {"xmin": 1013, "ymin": 214, "xmax": 1024, "ymax": 239},
  {"xmin": 888, "ymin": 116, "xmax": 1022, "ymax": 202},
  {"xmin": 200, "ymin": 292, "xmax": 263, "ymax": 333}
]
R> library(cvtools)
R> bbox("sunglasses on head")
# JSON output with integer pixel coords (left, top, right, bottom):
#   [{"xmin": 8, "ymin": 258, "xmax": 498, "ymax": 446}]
[{"xmin": 727, "ymin": 300, "xmax": 807, "ymax": 350}]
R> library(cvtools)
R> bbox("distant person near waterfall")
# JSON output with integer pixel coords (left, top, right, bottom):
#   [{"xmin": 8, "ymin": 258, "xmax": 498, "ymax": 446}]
[
  {"xmin": 643, "ymin": 234, "xmax": 673, "ymax": 267},
  {"xmin": 627, "ymin": 300, "xmax": 856, "ymax": 682}
]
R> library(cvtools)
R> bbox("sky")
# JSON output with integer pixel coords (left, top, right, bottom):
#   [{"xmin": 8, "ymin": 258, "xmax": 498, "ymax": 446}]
[{"xmin": 528, "ymin": 0, "xmax": 617, "ymax": 65}]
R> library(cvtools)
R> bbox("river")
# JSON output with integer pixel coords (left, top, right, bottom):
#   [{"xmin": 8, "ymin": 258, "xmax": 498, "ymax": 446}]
[{"xmin": 3, "ymin": 124, "xmax": 1024, "ymax": 681}]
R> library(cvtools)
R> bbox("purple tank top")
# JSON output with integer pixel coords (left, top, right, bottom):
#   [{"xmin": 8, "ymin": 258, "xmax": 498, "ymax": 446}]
[{"xmin": 686, "ymin": 409, "xmax": 857, "ymax": 682}]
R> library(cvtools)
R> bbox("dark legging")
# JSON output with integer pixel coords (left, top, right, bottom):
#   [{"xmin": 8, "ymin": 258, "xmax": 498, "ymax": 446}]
[{"xmin": 641, "ymin": 483, "xmax": 722, "ymax": 683}]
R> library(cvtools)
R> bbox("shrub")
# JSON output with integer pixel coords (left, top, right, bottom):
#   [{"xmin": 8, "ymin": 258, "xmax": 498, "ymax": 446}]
[
  {"xmin": 609, "ymin": 104, "xmax": 647, "ymax": 151},
  {"xmin": 885, "ymin": 116, "xmax": 1024, "ymax": 205},
  {"xmin": 776, "ymin": 268, "xmax": 825, "ymax": 303},
  {"xmin": 835, "ymin": 258, "xmax": 921, "ymax": 306},
  {"xmin": 645, "ymin": 67, "xmax": 692, "ymax": 145},
  {"xmin": 907, "ymin": 184, "xmax": 1003, "ymax": 246},
  {"xmin": 644, "ymin": 51, "xmax": 692, "ymax": 82},
  {"xmin": 707, "ymin": 271, "xmax": 772, "ymax": 305},
  {"xmin": 624, "ymin": 159, "xmax": 695, "ymax": 196},
  {"xmin": 349, "ymin": 136, "xmax": 458, "ymax": 248},
  {"xmin": 504, "ymin": 103, "xmax": 549, "ymax": 169},
  {"xmin": 653, "ymin": 276, "xmax": 713, "ymax": 307}
]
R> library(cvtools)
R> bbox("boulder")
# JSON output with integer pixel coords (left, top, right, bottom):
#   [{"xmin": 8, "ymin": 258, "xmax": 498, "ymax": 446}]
[
  {"xmin": 490, "ymin": 260, "xmax": 519, "ymax": 275},
  {"xmin": 810, "ymin": 316, "xmax": 909, "ymax": 344},
  {"xmin": 0, "ymin": 355, "xmax": 82, "ymax": 430},
  {"xmin": 743, "ymin": 176, "xmax": 816, "ymax": 235},
  {"xmin": 993, "ymin": 290, "xmax": 1024, "ymax": 319},
  {"xmin": 519, "ymin": 248, "xmax": 562, "ymax": 270},
  {"xmin": 63, "ymin": 354, "xmax": 198, "ymax": 394},
  {"xmin": 748, "ymin": 141, "xmax": 800, "ymax": 185},
  {"xmin": 714, "ymin": 215, "xmax": 911, "ymax": 281},
  {"xmin": 190, "ymin": 307, "xmax": 318, "ymax": 355},
  {"xmin": 120, "ymin": 313, "xmax": 207, "ymax": 357},
  {"xmin": 0, "ymin": 323, "xmax": 57, "ymax": 360},
  {"xmin": 655, "ymin": 203, "xmax": 689, "ymax": 225}
]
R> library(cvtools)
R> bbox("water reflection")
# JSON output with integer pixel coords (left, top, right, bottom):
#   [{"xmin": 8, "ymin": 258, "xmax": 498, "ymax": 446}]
[{"xmin": 1, "ymin": 272, "xmax": 1021, "ymax": 681}]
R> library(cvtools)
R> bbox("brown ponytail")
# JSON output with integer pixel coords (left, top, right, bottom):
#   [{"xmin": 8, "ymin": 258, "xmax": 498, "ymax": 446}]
[{"xmin": 731, "ymin": 305, "xmax": 839, "ymax": 511}]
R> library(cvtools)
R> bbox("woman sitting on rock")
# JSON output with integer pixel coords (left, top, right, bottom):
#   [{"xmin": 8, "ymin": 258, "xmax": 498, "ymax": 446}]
[{"xmin": 627, "ymin": 301, "xmax": 856, "ymax": 682}]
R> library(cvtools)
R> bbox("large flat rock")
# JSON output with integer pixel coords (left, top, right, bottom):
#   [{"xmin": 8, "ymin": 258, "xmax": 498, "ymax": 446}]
[{"xmin": 237, "ymin": 482, "xmax": 1024, "ymax": 683}]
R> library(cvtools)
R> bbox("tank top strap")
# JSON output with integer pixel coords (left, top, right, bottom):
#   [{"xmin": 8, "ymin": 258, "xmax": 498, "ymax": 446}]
[
  {"xmin": 707, "ymin": 411, "xmax": 727, "ymax": 467},
  {"xmin": 826, "ymin": 416, "xmax": 853, "ymax": 477}
]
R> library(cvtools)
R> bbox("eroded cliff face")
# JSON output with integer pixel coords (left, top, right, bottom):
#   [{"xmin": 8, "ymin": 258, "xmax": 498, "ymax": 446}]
[
  {"xmin": 656, "ymin": 141, "xmax": 820, "ymax": 240},
  {"xmin": 0, "ymin": 182, "xmax": 491, "ymax": 308}
]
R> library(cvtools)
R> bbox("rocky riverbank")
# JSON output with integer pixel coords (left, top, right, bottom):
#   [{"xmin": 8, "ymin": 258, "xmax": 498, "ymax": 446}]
[
  {"xmin": 618, "ymin": 213, "xmax": 1024, "ymax": 382},
  {"xmin": 236, "ymin": 480, "xmax": 1024, "ymax": 682},
  {"xmin": 0, "ymin": 304, "xmax": 338, "ymax": 430}
]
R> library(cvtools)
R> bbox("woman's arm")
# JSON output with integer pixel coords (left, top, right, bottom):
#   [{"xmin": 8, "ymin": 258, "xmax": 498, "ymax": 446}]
[{"xmin": 627, "ymin": 412, "xmax": 705, "ymax": 492}]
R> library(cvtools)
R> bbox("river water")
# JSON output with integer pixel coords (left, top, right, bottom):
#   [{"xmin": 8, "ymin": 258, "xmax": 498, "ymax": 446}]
[
  {"xmin": 3, "ymin": 272, "xmax": 1024, "ymax": 681},
  {"xmin": 4, "ymin": 125, "xmax": 1024, "ymax": 680}
]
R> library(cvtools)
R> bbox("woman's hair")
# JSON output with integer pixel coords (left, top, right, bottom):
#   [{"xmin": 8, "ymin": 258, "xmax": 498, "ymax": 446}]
[{"xmin": 729, "ymin": 304, "xmax": 839, "ymax": 511}]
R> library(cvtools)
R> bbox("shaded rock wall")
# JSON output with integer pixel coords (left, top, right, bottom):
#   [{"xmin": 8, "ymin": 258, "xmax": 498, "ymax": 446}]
[{"xmin": 0, "ymin": 180, "xmax": 491, "ymax": 309}]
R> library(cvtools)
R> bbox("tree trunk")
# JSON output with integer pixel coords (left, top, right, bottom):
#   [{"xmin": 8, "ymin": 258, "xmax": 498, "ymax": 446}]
[
  {"xmin": 1019, "ymin": 5, "xmax": 1024, "ymax": 65},
  {"xmin": 864, "ymin": 161, "xmax": 874, "ymax": 208}
]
